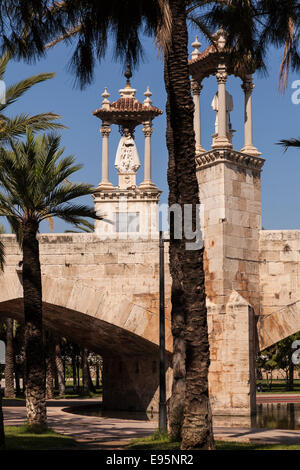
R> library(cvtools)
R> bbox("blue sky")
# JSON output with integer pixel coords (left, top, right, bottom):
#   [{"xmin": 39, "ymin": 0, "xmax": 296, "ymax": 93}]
[{"xmin": 3, "ymin": 28, "xmax": 300, "ymax": 232}]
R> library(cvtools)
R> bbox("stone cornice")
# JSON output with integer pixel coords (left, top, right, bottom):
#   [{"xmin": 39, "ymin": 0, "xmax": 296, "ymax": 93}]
[
  {"xmin": 93, "ymin": 186, "xmax": 161, "ymax": 202},
  {"xmin": 196, "ymin": 148, "xmax": 265, "ymax": 172}
]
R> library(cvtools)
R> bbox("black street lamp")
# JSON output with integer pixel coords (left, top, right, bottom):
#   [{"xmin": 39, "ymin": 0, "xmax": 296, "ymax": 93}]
[{"xmin": 159, "ymin": 231, "xmax": 169, "ymax": 432}]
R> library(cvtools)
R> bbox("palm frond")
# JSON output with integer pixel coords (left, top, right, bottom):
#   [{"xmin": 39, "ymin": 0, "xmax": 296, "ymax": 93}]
[
  {"xmin": 277, "ymin": 138, "xmax": 300, "ymax": 152},
  {"xmin": 0, "ymin": 130, "xmax": 101, "ymax": 235},
  {"xmin": 0, "ymin": 113, "xmax": 65, "ymax": 142},
  {"xmin": 3, "ymin": 73, "xmax": 56, "ymax": 109}
]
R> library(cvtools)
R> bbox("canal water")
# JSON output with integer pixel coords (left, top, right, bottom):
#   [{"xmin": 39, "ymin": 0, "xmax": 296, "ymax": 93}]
[{"xmin": 66, "ymin": 403, "xmax": 300, "ymax": 431}]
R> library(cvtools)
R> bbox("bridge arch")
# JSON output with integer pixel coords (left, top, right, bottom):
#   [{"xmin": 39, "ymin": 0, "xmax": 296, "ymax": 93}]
[
  {"xmin": 0, "ymin": 273, "xmax": 172, "ymax": 411},
  {"xmin": 257, "ymin": 301, "xmax": 300, "ymax": 350}
]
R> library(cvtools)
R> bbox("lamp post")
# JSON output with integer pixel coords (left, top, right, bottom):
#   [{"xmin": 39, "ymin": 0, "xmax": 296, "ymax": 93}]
[{"xmin": 159, "ymin": 231, "xmax": 169, "ymax": 432}]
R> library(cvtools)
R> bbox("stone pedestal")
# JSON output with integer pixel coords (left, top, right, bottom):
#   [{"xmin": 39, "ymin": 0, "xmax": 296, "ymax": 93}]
[
  {"xmin": 207, "ymin": 292, "xmax": 256, "ymax": 418},
  {"xmin": 196, "ymin": 148, "xmax": 264, "ymax": 417},
  {"xmin": 93, "ymin": 186, "xmax": 161, "ymax": 239}
]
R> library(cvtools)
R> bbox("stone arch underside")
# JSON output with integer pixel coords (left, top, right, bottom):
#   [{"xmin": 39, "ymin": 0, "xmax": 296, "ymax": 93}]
[
  {"xmin": 0, "ymin": 273, "xmax": 172, "ymax": 357},
  {"xmin": 257, "ymin": 300, "xmax": 300, "ymax": 350},
  {"xmin": 0, "ymin": 273, "xmax": 172, "ymax": 411}
]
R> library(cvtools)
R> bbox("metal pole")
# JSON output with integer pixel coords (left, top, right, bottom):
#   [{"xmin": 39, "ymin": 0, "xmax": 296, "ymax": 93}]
[{"xmin": 159, "ymin": 231, "xmax": 167, "ymax": 432}]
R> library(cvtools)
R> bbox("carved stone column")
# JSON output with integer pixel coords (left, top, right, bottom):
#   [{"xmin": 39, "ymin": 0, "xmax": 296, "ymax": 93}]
[
  {"xmin": 212, "ymin": 66, "xmax": 232, "ymax": 149},
  {"xmin": 140, "ymin": 121, "xmax": 156, "ymax": 189},
  {"xmin": 98, "ymin": 122, "xmax": 113, "ymax": 189},
  {"xmin": 191, "ymin": 79, "xmax": 205, "ymax": 154},
  {"xmin": 241, "ymin": 75, "xmax": 261, "ymax": 156}
]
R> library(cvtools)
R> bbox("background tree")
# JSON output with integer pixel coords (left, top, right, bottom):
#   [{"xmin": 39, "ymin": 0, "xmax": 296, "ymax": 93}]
[
  {"xmin": 55, "ymin": 337, "xmax": 65, "ymax": 397},
  {"xmin": 0, "ymin": 129, "xmax": 101, "ymax": 427}
]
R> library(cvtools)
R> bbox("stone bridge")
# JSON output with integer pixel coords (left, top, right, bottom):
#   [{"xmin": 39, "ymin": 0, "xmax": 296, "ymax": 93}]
[
  {"xmin": 0, "ymin": 234, "xmax": 173, "ymax": 412},
  {"xmin": 0, "ymin": 225, "xmax": 300, "ymax": 417},
  {"xmin": 1, "ymin": 37, "xmax": 300, "ymax": 418}
]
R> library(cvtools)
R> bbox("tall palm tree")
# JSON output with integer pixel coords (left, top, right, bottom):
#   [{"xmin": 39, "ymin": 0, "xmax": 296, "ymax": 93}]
[
  {"xmin": 0, "ymin": 1, "xmax": 216, "ymax": 448},
  {"xmin": 0, "ymin": 129, "xmax": 101, "ymax": 427}
]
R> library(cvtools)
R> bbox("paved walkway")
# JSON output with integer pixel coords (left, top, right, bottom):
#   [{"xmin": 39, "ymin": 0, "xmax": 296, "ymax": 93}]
[{"xmin": 2, "ymin": 399, "xmax": 300, "ymax": 448}]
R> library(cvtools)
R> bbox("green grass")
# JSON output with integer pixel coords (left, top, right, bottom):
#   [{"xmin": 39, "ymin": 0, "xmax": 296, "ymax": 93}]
[
  {"xmin": 128, "ymin": 431, "xmax": 300, "ymax": 451},
  {"xmin": 256, "ymin": 379, "xmax": 300, "ymax": 394},
  {"xmin": 1, "ymin": 425, "xmax": 78, "ymax": 451}
]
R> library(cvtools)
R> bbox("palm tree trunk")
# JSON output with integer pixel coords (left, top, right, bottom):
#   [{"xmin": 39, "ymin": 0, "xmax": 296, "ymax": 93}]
[
  {"xmin": 4, "ymin": 318, "xmax": 15, "ymax": 398},
  {"xmin": 164, "ymin": 0, "xmax": 214, "ymax": 449},
  {"xmin": 45, "ymin": 331, "xmax": 55, "ymax": 399},
  {"xmin": 55, "ymin": 340, "xmax": 65, "ymax": 396},
  {"xmin": 22, "ymin": 222, "xmax": 47, "ymax": 428},
  {"xmin": 164, "ymin": 60, "xmax": 186, "ymax": 442},
  {"xmin": 0, "ymin": 388, "xmax": 5, "ymax": 449}
]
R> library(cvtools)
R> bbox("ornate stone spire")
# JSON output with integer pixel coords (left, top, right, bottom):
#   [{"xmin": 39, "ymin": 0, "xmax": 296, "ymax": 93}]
[
  {"xmin": 143, "ymin": 86, "xmax": 152, "ymax": 107},
  {"xmin": 191, "ymin": 36, "xmax": 201, "ymax": 60},
  {"xmin": 119, "ymin": 63, "xmax": 136, "ymax": 99},
  {"xmin": 101, "ymin": 87, "xmax": 110, "ymax": 110}
]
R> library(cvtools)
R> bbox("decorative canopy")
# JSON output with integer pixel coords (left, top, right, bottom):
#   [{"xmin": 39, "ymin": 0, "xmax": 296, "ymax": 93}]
[
  {"xmin": 93, "ymin": 66, "xmax": 163, "ymax": 133},
  {"xmin": 189, "ymin": 29, "xmax": 259, "ymax": 81}
]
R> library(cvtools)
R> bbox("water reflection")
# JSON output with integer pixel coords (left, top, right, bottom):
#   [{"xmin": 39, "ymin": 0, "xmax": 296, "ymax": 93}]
[
  {"xmin": 256, "ymin": 403, "xmax": 300, "ymax": 431},
  {"xmin": 65, "ymin": 403, "xmax": 300, "ymax": 431}
]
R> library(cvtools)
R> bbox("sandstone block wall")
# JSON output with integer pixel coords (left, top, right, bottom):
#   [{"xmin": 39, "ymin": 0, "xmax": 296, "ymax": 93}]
[{"xmin": 259, "ymin": 230, "xmax": 300, "ymax": 316}]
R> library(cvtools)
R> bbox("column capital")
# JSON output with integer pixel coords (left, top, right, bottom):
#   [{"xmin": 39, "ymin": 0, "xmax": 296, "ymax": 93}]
[
  {"xmin": 142, "ymin": 122, "xmax": 153, "ymax": 138},
  {"xmin": 100, "ymin": 125, "xmax": 111, "ymax": 137},
  {"xmin": 191, "ymin": 79, "xmax": 203, "ymax": 95},
  {"xmin": 241, "ymin": 76, "xmax": 255, "ymax": 94},
  {"xmin": 216, "ymin": 67, "xmax": 228, "ymax": 84}
]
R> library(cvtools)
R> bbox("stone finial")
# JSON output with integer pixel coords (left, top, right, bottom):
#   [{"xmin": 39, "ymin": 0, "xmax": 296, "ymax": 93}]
[
  {"xmin": 143, "ymin": 86, "xmax": 152, "ymax": 107},
  {"xmin": 119, "ymin": 64, "xmax": 136, "ymax": 99},
  {"xmin": 191, "ymin": 36, "xmax": 202, "ymax": 60},
  {"xmin": 101, "ymin": 87, "xmax": 110, "ymax": 110}
]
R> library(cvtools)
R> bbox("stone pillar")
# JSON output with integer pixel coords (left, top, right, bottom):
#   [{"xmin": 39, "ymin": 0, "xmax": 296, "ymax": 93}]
[
  {"xmin": 212, "ymin": 66, "xmax": 232, "ymax": 149},
  {"xmin": 102, "ymin": 354, "xmax": 172, "ymax": 413},
  {"xmin": 207, "ymin": 293, "xmax": 256, "ymax": 423},
  {"xmin": 191, "ymin": 79, "xmax": 205, "ymax": 154},
  {"xmin": 195, "ymin": 148, "xmax": 265, "ymax": 420},
  {"xmin": 241, "ymin": 75, "xmax": 261, "ymax": 156},
  {"xmin": 140, "ymin": 121, "xmax": 157, "ymax": 189},
  {"xmin": 98, "ymin": 122, "xmax": 113, "ymax": 189}
]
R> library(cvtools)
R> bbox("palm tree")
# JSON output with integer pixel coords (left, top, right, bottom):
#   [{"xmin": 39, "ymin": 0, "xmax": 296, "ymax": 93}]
[
  {"xmin": 0, "ymin": 51, "xmax": 64, "ymax": 269},
  {"xmin": 0, "ymin": 52, "xmax": 64, "ymax": 142},
  {"xmin": 0, "ymin": 1, "xmax": 216, "ymax": 448},
  {"xmin": 0, "ymin": 129, "xmax": 101, "ymax": 427}
]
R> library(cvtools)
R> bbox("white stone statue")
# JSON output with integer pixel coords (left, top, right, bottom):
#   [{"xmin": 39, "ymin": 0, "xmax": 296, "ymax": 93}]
[
  {"xmin": 211, "ymin": 90, "xmax": 233, "ymax": 134},
  {"xmin": 115, "ymin": 132, "xmax": 140, "ymax": 174}
]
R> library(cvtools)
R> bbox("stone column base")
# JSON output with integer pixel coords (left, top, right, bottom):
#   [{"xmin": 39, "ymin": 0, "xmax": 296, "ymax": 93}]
[{"xmin": 207, "ymin": 292, "xmax": 256, "ymax": 418}]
